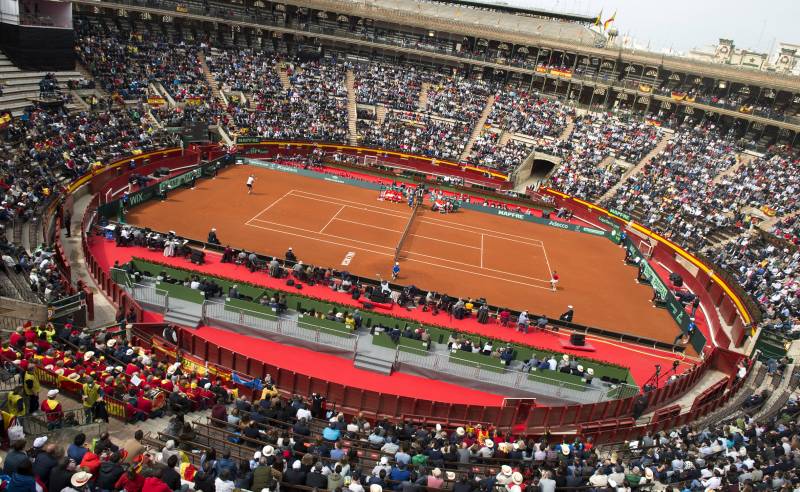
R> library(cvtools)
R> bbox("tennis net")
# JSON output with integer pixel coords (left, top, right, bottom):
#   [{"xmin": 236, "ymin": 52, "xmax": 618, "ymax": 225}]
[{"xmin": 394, "ymin": 202, "xmax": 419, "ymax": 263}]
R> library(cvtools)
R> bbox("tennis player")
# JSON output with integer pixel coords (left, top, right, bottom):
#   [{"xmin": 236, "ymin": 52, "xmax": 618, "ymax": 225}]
[
  {"xmin": 391, "ymin": 262, "xmax": 400, "ymax": 280},
  {"xmin": 550, "ymin": 270, "xmax": 559, "ymax": 291},
  {"xmin": 246, "ymin": 174, "xmax": 256, "ymax": 194}
]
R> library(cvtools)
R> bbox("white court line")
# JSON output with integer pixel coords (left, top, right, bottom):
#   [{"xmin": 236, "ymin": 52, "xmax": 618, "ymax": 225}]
[
  {"xmin": 404, "ymin": 256, "xmax": 554, "ymax": 290},
  {"xmin": 244, "ymin": 221, "xmax": 395, "ymax": 256},
  {"xmin": 319, "ymin": 205, "xmax": 345, "ymax": 233},
  {"xmin": 246, "ymin": 189, "xmax": 295, "ymax": 224},
  {"xmin": 480, "ymin": 234, "xmax": 484, "ymax": 268},
  {"xmin": 290, "ymin": 189, "xmax": 410, "ymax": 218},
  {"xmin": 401, "ymin": 248, "xmax": 552, "ymax": 283},
  {"xmin": 249, "ymin": 216, "xmax": 550, "ymax": 283},
  {"xmin": 289, "ymin": 193, "xmax": 409, "ymax": 220},
  {"xmin": 419, "ymin": 215, "xmax": 545, "ymax": 246},
  {"xmin": 250, "ymin": 218, "xmax": 394, "ymax": 251},
  {"xmin": 244, "ymin": 220, "xmax": 552, "ymax": 290},
  {"xmin": 540, "ymin": 240, "xmax": 554, "ymax": 283},
  {"xmin": 333, "ymin": 218, "xmax": 482, "ymax": 250}
]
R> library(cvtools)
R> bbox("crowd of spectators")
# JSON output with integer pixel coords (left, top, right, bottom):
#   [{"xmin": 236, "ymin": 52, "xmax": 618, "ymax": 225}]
[
  {"xmin": 232, "ymin": 57, "xmax": 348, "ymax": 142},
  {"xmin": 547, "ymin": 114, "xmax": 663, "ymax": 201},
  {"xmin": 359, "ymin": 111, "xmax": 471, "ymax": 161},
  {"xmin": 2, "ymin": 311, "xmax": 799, "ymax": 492},
  {"xmin": 354, "ymin": 62, "xmax": 435, "ymax": 111},
  {"xmin": 425, "ymin": 77, "xmax": 496, "ymax": 122},
  {"xmin": 75, "ymin": 26, "xmax": 210, "ymax": 103},
  {"xmin": 706, "ymin": 234, "xmax": 800, "ymax": 337},
  {"xmin": 487, "ymin": 89, "xmax": 572, "ymax": 139},
  {"xmin": 604, "ymin": 124, "xmax": 740, "ymax": 249},
  {"xmin": 710, "ymin": 145, "xmax": 800, "ymax": 242},
  {"xmin": 205, "ymin": 48, "xmax": 284, "ymax": 103},
  {"xmin": 465, "ymin": 132, "xmax": 533, "ymax": 172}
]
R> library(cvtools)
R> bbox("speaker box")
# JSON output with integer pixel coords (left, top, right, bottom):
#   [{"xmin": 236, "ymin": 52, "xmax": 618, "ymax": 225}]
[{"xmin": 570, "ymin": 333, "xmax": 586, "ymax": 346}]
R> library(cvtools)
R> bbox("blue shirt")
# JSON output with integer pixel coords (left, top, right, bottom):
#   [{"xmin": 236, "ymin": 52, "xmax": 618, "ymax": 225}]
[
  {"xmin": 68, "ymin": 443, "xmax": 88, "ymax": 464},
  {"xmin": 322, "ymin": 427, "xmax": 341, "ymax": 442}
]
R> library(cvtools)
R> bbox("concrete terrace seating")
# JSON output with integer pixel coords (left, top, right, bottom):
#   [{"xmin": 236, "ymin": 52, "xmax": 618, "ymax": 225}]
[{"xmin": 0, "ymin": 52, "xmax": 84, "ymax": 116}]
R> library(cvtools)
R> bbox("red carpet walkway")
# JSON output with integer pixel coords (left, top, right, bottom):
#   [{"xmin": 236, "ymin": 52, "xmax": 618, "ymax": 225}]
[
  {"xmin": 92, "ymin": 239, "xmax": 698, "ymax": 387},
  {"xmin": 138, "ymin": 311, "xmax": 505, "ymax": 405}
]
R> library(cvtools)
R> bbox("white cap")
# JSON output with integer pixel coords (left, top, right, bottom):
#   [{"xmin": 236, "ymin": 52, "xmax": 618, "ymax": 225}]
[
  {"xmin": 33, "ymin": 436, "xmax": 48, "ymax": 448},
  {"xmin": 47, "ymin": 389, "xmax": 59, "ymax": 398}
]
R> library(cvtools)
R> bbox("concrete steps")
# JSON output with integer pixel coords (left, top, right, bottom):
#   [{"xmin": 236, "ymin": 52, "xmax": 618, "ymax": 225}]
[
  {"xmin": 596, "ymin": 153, "xmax": 616, "ymax": 169},
  {"xmin": 458, "ymin": 94, "xmax": 496, "ymax": 162},
  {"xmin": 277, "ymin": 64, "xmax": 292, "ymax": 90},
  {"xmin": 598, "ymin": 132, "xmax": 672, "ymax": 203},
  {"xmin": 376, "ymin": 104, "xmax": 388, "ymax": 125},
  {"xmin": 712, "ymin": 153, "xmax": 753, "ymax": 185},
  {"xmin": 417, "ymin": 81, "xmax": 431, "ymax": 111},
  {"xmin": 198, "ymin": 51, "xmax": 226, "ymax": 106},
  {"xmin": 0, "ymin": 51, "xmax": 85, "ymax": 116},
  {"xmin": 353, "ymin": 353, "xmax": 393, "ymax": 375},
  {"xmin": 164, "ymin": 308, "xmax": 202, "ymax": 328},
  {"xmin": 497, "ymin": 130, "xmax": 512, "ymax": 146},
  {"xmin": 558, "ymin": 116, "xmax": 575, "ymax": 141},
  {"xmin": 345, "ymin": 69, "xmax": 358, "ymax": 146}
]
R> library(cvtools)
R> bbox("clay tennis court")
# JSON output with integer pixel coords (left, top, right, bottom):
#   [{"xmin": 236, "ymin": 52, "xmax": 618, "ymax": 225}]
[{"xmin": 124, "ymin": 164, "xmax": 678, "ymax": 342}]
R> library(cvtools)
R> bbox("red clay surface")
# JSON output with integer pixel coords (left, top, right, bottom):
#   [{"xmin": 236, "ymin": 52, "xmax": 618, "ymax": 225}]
[{"xmin": 125, "ymin": 164, "xmax": 678, "ymax": 343}]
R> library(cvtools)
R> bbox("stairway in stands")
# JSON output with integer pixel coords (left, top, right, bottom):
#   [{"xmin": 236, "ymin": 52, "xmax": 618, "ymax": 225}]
[
  {"xmin": 376, "ymin": 105, "xmax": 388, "ymax": 125},
  {"xmin": 458, "ymin": 94, "xmax": 497, "ymax": 162},
  {"xmin": 198, "ymin": 50, "xmax": 226, "ymax": 106},
  {"xmin": 558, "ymin": 116, "xmax": 575, "ymax": 141},
  {"xmin": 0, "ymin": 51, "xmax": 85, "ymax": 116},
  {"xmin": 277, "ymin": 63, "xmax": 292, "ymax": 91},
  {"xmin": 417, "ymin": 81, "xmax": 431, "ymax": 111},
  {"xmin": 353, "ymin": 352, "xmax": 394, "ymax": 375},
  {"xmin": 598, "ymin": 132, "xmax": 673, "ymax": 203},
  {"xmin": 345, "ymin": 69, "xmax": 358, "ymax": 146},
  {"xmin": 596, "ymin": 153, "xmax": 616, "ymax": 169},
  {"xmin": 712, "ymin": 153, "xmax": 753, "ymax": 185}
]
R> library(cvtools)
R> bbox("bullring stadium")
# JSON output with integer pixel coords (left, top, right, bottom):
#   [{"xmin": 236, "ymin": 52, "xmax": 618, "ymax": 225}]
[{"xmin": 0, "ymin": 0, "xmax": 797, "ymax": 489}]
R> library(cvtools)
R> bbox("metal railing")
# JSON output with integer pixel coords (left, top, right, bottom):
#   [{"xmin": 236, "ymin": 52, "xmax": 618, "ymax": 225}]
[
  {"xmin": 394, "ymin": 344, "xmax": 639, "ymax": 403},
  {"xmin": 203, "ymin": 300, "xmax": 358, "ymax": 352},
  {"xmin": 130, "ymin": 283, "xmax": 169, "ymax": 311}
]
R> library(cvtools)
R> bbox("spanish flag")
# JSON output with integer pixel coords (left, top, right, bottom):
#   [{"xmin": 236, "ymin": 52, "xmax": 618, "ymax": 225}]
[
  {"xmin": 594, "ymin": 9, "xmax": 603, "ymax": 26},
  {"xmin": 603, "ymin": 11, "xmax": 616, "ymax": 31}
]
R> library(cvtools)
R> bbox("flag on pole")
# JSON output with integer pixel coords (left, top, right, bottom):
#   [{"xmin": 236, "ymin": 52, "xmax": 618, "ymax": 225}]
[
  {"xmin": 603, "ymin": 11, "xmax": 617, "ymax": 31},
  {"xmin": 594, "ymin": 9, "xmax": 603, "ymax": 26}
]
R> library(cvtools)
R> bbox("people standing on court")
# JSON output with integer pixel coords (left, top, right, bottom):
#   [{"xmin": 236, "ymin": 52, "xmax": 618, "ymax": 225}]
[
  {"xmin": 246, "ymin": 174, "xmax": 256, "ymax": 194},
  {"xmin": 391, "ymin": 262, "xmax": 400, "ymax": 280},
  {"xmin": 550, "ymin": 270, "xmax": 559, "ymax": 291},
  {"xmin": 559, "ymin": 305, "xmax": 574, "ymax": 323}
]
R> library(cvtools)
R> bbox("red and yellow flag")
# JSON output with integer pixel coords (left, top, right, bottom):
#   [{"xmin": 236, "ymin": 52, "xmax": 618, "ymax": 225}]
[{"xmin": 603, "ymin": 11, "xmax": 616, "ymax": 31}]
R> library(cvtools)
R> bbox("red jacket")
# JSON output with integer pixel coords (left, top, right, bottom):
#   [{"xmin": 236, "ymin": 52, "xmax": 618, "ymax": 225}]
[
  {"xmin": 115, "ymin": 473, "xmax": 145, "ymax": 492},
  {"xmin": 40, "ymin": 399, "xmax": 63, "ymax": 423},
  {"xmin": 142, "ymin": 477, "xmax": 172, "ymax": 492}
]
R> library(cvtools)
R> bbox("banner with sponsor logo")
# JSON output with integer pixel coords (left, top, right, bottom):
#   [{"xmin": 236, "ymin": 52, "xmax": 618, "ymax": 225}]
[
  {"xmin": 152, "ymin": 337, "xmax": 178, "ymax": 359},
  {"xmin": 180, "ymin": 352, "xmax": 231, "ymax": 380},
  {"xmin": 98, "ymin": 156, "xmax": 232, "ymax": 219},
  {"xmin": 622, "ymin": 237, "xmax": 705, "ymax": 353},
  {"xmin": 147, "ymin": 96, "xmax": 167, "ymax": 107}
]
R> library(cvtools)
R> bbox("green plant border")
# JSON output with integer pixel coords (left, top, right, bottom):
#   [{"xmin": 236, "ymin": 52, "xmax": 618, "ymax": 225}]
[{"xmin": 125, "ymin": 257, "xmax": 635, "ymax": 385}]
